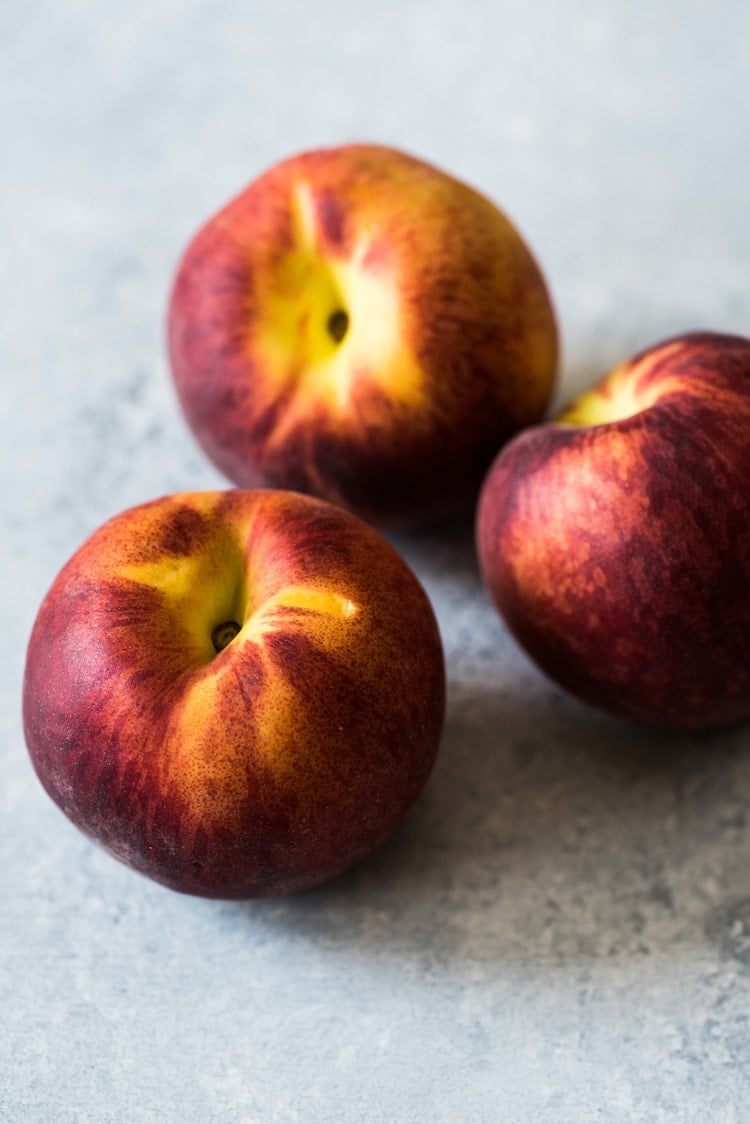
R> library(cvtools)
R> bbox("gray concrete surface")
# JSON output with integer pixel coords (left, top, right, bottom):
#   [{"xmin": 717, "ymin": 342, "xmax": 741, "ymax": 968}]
[{"xmin": 3, "ymin": 2, "xmax": 750, "ymax": 1120}]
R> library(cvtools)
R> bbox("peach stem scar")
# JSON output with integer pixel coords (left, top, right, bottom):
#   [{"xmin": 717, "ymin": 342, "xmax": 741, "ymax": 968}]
[
  {"xmin": 211, "ymin": 620, "xmax": 242, "ymax": 652},
  {"xmin": 327, "ymin": 309, "xmax": 349, "ymax": 343}
]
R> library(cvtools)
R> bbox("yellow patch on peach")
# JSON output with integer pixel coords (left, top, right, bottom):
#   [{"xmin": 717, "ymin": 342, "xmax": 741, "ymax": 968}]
[
  {"xmin": 557, "ymin": 342, "xmax": 686, "ymax": 427},
  {"xmin": 252, "ymin": 179, "xmax": 424, "ymax": 430},
  {"xmin": 245, "ymin": 585, "xmax": 359, "ymax": 645},
  {"xmin": 118, "ymin": 544, "xmax": 247, "ymax": 667},
  {"xmin": 159, "ymin": 658, "xmax": 291, "ymax": 827},
  {"xmin": 161, "ymin": 675, "xmax": 251, "ymax": 831}
]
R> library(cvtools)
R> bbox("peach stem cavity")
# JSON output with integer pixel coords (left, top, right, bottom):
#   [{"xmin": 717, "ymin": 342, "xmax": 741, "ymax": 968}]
[
  {"xmin": 211, "ymin": 620, "xmax": 242, "ymax": 653},
  {"xmin": 327, "ymin": 309, "xmax": 349, "ymax": 343}
]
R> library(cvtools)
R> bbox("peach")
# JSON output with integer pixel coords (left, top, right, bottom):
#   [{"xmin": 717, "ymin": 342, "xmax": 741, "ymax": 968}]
[
  {"xmin": 23, "ymin": 489, "xmax": 445, "ymax": 896},
  {"xmin": 477, "ymin": 331, "xmax": 750, "ymax": 731},
  {"xmin": 168, "ymin": 143, "xmax": 558, "ymax": 526}
]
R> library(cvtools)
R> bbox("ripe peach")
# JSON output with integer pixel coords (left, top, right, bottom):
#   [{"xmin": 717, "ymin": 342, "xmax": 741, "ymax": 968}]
[
  {"xmin": 23, "ymin": 489, "xmax": 445, "ymax": 896},
  {"xmin": 168, "ymin": 143, "xmax": 558, "ymax": 526},
  {"xmin": 477, "ymin": 331, "xmax": 750, "ymax": 731}
]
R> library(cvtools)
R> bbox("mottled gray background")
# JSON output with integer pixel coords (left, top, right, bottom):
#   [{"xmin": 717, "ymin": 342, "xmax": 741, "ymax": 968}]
[{"xmin": 3, "ymin": 2, "xmax": 750, "ymax": 1121}]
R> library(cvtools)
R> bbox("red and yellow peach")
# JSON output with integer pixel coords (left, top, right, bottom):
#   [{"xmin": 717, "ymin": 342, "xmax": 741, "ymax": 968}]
[
  {"xmin": 23, "ymin": 489, "xmax": 445, "ymax": 896},
  {"xmin": 168, "ymin": 143, "xmax": 558, "ymax": 526},
  {"xmin": 477, "ymin": 331, "xmax": 750, "ymax": 731}
]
